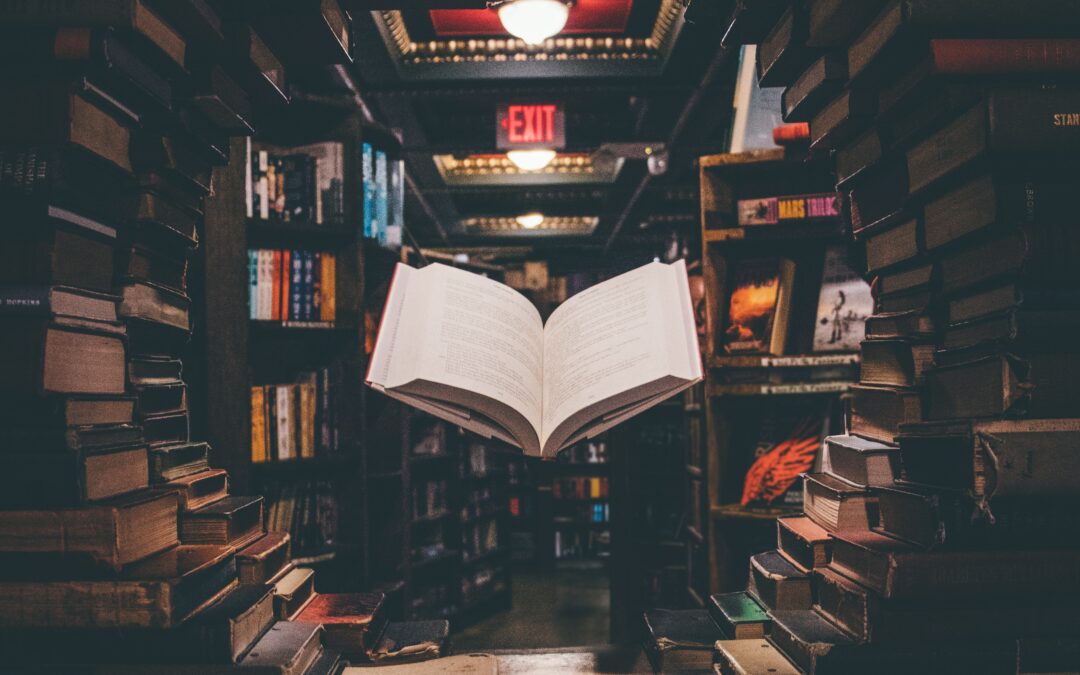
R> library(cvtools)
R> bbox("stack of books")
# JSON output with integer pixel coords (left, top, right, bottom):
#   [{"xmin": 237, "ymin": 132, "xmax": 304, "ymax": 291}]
[{"xmin": 712, "ymin": 1, "xmax": 1080, "ymax": 673}]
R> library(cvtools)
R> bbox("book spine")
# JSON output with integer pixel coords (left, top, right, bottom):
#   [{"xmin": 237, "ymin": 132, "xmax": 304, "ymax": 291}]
[
  {"xmin": 245, "ymin": 137, "xmax": 253, "ymax": 218},
  {"xmin": 0, "ymin": 287, "xmax": 53, "ymax": 315},
  {"xmin": 247, "ymin": 251, "xmax": 258, "ymax": 321},
  {"xmin": 270, "ymin": 250, "xmax": 281, "ymax": 321},
  {"xmin": 280, "ymin": 249, "xmax": 291, "ymax": 322},
  {"xmin": 930, "ymin": 39, "xmax": 1080, "ymax": 74},
  {"xmin": 773, "ymin": 122, "xmax": 810, "ymax": 144},
  {"xmin": 266, "ymin": 386, "xmax": 277, "ymax": 461},
  {"xmin": 310, "ymin": 251, "xmax": 322, "ymax": 323},
  {"xmin": 251, "ymin": 386, "xmax": 265, "ymax": 463},
  {"xmin": 258, "ymin": 150, "xmax": 269, "ymax": 221},
  {"xmin": 362, "ymin": 142, "xmax": 374, "ymax": 238},
  {"xmin": 375, "ymin": 150, "xmax": 388, "ymax": 245},
  {"xmin": 289, "ymin": 250, "xmax": 302, "ymax": 323},
  {"xmin": 276, "ymin": 384, "xmax": 290, "ymax": 460},
  {"xmin": 321, "ymin": 253, "xmax": 335, "ymax": 323}
]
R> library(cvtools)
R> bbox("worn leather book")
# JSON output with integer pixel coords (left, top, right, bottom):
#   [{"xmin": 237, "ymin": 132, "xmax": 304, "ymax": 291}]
[
  {"xmin": 896, "ymin": 418, "xmax": 1080, "ymax": 502},
  {"xmin": 128, "ymin": 355, "xmax": 184, "ymax": 385},
  {"xmin": 768, "ymin": 608, "xmax": 1018, "ymax": 674},
  {"xmin": 803, "ymin": 472, "xmax": 876, "ymax": 532},
  {"xmin": 782, "ymin": 53, "xmax": 847, "ymax": 122},
  {"xmin": 860, "ymin": 338, "xmax": 935, "ymax": 387},
  {"xmin": 0, "ymin": 394, "xmax": 135, "ymax": 428},
  {"xmin": 715, "ymin": 638, "xmax": 801, "ymax": 675},
  {"xmin": 829, "ymin": 529, "xmax": 1080, "ymax": 600},
  {"xmin": 119, "ymin": 279, "xmax": 191, "ymax": 333},
  {"xmin": 150, "ymin": 440, "xmax": 209, "ymax": 483},
  {"xmin": 942, "ymin": 308, "xmax": 1080, "ymax": 353},
  {"xmin": 810, "ymin": 89, "xmax": 876, "ymax": 151},
  {"xmin": 181, "ymin": 495, "xmax": 265, "ymax": 549},
  {"xmin": 748, "ymin": 550, "xmax": 812, "ymax": 611},
  {"xmin": 0, "ymin": 202, "xmax": 119, "ymax": 293},
  {"xmin": 135, "ymin": 381, "xmax": 187, "ymax": 418},
  {"xmin": 642, "ymin": 609, "xmax": 722, "ymax": 672},
  {"xmin": 221, "ymin": 22, "xmax": 288, "ymax": 106},
  {"xmin": 847, "ymin": 160, "xmax": 911, "ymax": 237},
  {"xmin": 815, "ymin": 566, "xmax": 1078, "ymax": 644},
  {"xmin": 848, "ymin": 384, "xmax": 922, "ymax": 445},
  {"xmin": 237, "ymin": 532, "xmax": 292, "ymax": 586},
  {"xmin": 124, "ymin": 188, "xmax": 202, "ymax": 248},
  {"xmin": 238, "ymin": 621, "xmax": 324, "ymax": 675},
  {"xmin": 0, "ymin": 320, "xmax": 127, "ymax": 396},
  {"xmin": 3, "ymin": 442, "xmax": 148, "ymax": 507},
  {"xmin": 876, "ymin": 262, "xmax": 933, "ymax": 299},
  {"xmin": 925, "ymin": 352, "xmax": 1080, "ymax": 420},
  {"xmin": 142, "ymin": 410, "xmax": 189, "ymax": 447},
  {"xmin": 129, "ymin": 131, "xmax": 212, "ymax": 195},
  {"xmin": 122, "ymin": 241, "xmax": 190, "ymax": 293},
  {"xmin": 939, "ymin": 224, "xmax": 1080, "ymax": 297},
  {"xmin": 186, "ymin": 59, "xmax": 254, "ymax": 134},
  {"xmin": 847, "ymin": 0, "xmax": 1080, "ymax": 83},
  {"xmin": 756, "ymin": 5, "xmax": 818, "ymax": 87},
  {"xmin": 824, "ymin": 435, "xmax": 899, "ymax": 488},
  {"xmin": 861, "ymin": 215, "xmax": 919, "ymax": 275},
  {"xmin": 294, "ymin": 592, "xmax": 387, "ymax": 654},
  {"xmin": 0, "ymin": 488, "xmax": 176, "ymax": 573},
  {"xmin": 161, "ymin": 468, "xmax": 228, "ymax": 512},
  {"xmin": 906, "ymin": 88, "xmax": 1080, "ymax": 196},
  {"xmin": 863, "ymin": 309, "xmax": 936, "ymax": 341},
  {"xmin": 0, "ymin": 544, "xmax": 235, "ymax": 629},
  {"xmin": 0, "ymin": 422, "xmax": 142, "ymax": 452},
  {"xmin": 720, "ymin": 0, "xmax": 787, "ymax": 47},
  {"xmin": 777, "ymin": 515, "xmax": 832, "ymax": 572},
  {"xmin": 708, "ymin": 591, "xmax": 769, "ymax": 639},
  {"xmin": 366, "ymin": 619, "xmax": 450, "ymax": 665},
  {"xmin": 189, "ymin": 585, "xmax": 276, "ymax": 663},
  {"xmin": 0, "ymin": 83, "xmax": 133, "ymax": 174},
  {"xmin": 273, "ymin": 566, "xmax": 316, "ymax": 620},
  {"xmin": 875, "ymin": 484, "xmax": 1080, "ymax": 549}
]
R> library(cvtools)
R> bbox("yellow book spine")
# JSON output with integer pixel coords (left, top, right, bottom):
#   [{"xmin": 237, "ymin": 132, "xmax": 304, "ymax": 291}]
[
  {"xmin": 321, "ymin": 253, "xmax": 336, "ymax": 322},
  {"xmin": 251, "ymin": 386, "xmax": 266, "ymax": 463}
]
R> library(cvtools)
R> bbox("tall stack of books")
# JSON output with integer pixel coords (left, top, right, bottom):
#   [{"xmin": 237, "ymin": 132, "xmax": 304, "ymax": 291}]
[{"xmin": 713, "ymin": 2, "xmax": 1080, "ymax": 673}]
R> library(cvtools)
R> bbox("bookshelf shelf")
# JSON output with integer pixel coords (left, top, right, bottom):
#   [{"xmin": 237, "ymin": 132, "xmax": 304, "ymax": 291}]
[
  {"xmin": 248, "ymin": 320, "xmax": 347, "ymax": 333},
  {"xmin": 246, "ymin": 218, "xmax": 357, "ymax": 246}
]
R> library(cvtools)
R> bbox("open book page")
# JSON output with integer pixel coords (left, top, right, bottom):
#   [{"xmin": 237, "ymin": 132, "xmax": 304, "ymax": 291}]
[
  {"xmin": 367, "ymin": 263, "xmax": 545, "ymax": 450},
  {"xmin": 540, "ymin": 260, "xmax": 701, "ymax": 455}
]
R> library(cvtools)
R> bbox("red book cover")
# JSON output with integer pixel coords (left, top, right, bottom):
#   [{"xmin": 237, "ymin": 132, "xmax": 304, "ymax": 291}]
[
  {"xmin": 930, "ymin": 39, "xmax": 1080, "ymax": 74},
  {"xmin": 280, "ymin": 250, "xmax": 291, "ymax": 322},
  {"xmin": 271, "ymin": 250, "xmax": 282, "ymax": 321},
  {"xmin": 295, "ymin": 592, "xmax": 385, "ymax": 627}
]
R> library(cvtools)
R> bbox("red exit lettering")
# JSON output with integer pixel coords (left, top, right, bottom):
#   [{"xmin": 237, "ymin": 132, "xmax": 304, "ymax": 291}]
[{"xmin": 502, "ymin": 104, "xmax": 557, "ymax": 144}]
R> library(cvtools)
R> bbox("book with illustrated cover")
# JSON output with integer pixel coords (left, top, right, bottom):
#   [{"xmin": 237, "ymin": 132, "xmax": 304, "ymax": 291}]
[
  {"xmin": 367, "ymin": 260, "xmax": 702, "ymax": 459},
  {"xmin": 813, "ymin": 245, "xmax": 872, "ymax": 352},
  {"xmin": 737, "ymin": 192, "xmax": 839, "ymax": 226},
  {"xmin": 723, "ymin": 257, "xmax": 795, "ymax": 354}
]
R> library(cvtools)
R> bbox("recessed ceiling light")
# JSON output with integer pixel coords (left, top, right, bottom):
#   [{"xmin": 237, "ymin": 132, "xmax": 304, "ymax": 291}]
[
  {"xmin": 516, "ymin": 213, "xmax": 545, "ymax": 229},
  {"xmin": 506, "ymin": 149, "xmax": 556, "ymax": 171},
  {"xmin": 497, "ymin": 0, "xmax": 571, "ymax": 45}
]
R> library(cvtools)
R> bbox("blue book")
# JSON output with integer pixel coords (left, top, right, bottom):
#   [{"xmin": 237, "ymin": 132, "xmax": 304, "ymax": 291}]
[
  {"xmin": 302, "ymin": 251, "xmax": 315, "ymax": 322},
  {"xmin": 388, "ymin": 158, "xmax": 404, "ymax": 248},
  {"xmin": 248, "ymin": 250, "xmax": 258, "ymax": 320},
  {"xmin": 375, "ymin": 150, "xmax": 388, "ymax": 245},
  {"xmin": 362, "ymin": 143, "xmax": 375, "ymax": 238}
]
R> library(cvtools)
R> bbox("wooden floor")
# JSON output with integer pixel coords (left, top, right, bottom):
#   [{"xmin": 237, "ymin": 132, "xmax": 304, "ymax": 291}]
[{"xmin": 453, "ymin": 567, "xmax": 611, "ymax": 650}]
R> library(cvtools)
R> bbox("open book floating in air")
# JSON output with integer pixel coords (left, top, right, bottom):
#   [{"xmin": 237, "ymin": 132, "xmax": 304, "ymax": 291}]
[{"xmin": 366, "ymin": 260, "xmax": 703, "ymax": 459}]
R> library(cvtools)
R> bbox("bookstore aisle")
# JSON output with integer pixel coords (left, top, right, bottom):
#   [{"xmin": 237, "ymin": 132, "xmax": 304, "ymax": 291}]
[{"xmin": 2, "ymin": 0, "xmax": 1080, "ymax": 674}]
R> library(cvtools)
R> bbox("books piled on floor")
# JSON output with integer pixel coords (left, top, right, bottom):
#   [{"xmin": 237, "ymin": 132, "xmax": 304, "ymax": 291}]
[
  {"xmin": 711, "ymin": 1, "xmax": 1080, "ymax": 673},
  {"xmin": 0, "ymin": 3, "xmax": 448, "ymax": 673}
]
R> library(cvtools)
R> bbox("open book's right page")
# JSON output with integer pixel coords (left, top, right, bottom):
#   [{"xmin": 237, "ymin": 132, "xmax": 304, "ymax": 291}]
[{"xmin": 541, "ymin": 260, "xmax": 701, "ymax": 456}]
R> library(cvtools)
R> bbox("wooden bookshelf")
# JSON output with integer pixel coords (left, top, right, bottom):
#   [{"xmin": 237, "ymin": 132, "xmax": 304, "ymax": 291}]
[
  {"xmin": 698, "ymin": 149, "xmax": 860, "ymax": 593},
  {"xmin": 200, "ymin": 111, "xmax": 371, "ymax": 589}
]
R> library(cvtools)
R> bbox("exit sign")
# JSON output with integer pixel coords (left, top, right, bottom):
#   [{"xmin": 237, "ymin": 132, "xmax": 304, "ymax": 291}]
[{"xmin": 497, "ymin": 103, "xmax": 565, "ymax": 150}]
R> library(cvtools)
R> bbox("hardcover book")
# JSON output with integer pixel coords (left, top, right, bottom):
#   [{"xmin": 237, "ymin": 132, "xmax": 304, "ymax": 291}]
[
  {"xmin": 367, "ymin": 261, "xmax": 702, "ymax": 458},
  {"xmin": 642, "ymin": 609, "xmax": 722, "ymax": 673},
  {"xmin": 723, "ymin": 257, "xmax": 795, "ymax": 355},
  {"xmin": 708, "ymin": 591, "xmax": 769, "ymax": 639},
  {"xmin": 747, "ymin": 551, "xmax": 812, "ymax": 611},
  {"xmin": 813, "ymin": 245, "xmax": 872, "ymax": 352},
  {"xmin": 294, "ymin": 592, "xmax": 386, "ymax": 654}
]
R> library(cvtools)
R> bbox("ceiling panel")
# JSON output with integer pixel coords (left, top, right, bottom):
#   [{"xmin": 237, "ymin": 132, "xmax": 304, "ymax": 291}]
[{"xmin": 429, "ymin": 0, "xmax": 633, "ymax": 37}]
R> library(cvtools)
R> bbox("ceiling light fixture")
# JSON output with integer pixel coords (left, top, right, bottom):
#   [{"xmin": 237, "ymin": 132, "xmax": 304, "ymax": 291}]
[
  {"xmin": 516, "ymin": 213, "xmax": 545, "ymax": 229},
  {"xmin": 496, "ymin": 0, "xmax": 571, "ymax": 45},
  {"xmin": 506, "ymin": 148, "xmax": 557, "ymax": 171}
]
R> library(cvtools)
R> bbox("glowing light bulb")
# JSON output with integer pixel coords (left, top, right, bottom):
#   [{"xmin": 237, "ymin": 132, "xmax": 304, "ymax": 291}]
[
  {"xmin": 506, "ymin": 149, "xmax": 556, "ymax": 171},
  {"xmin": 516, "ymin": 213, "xmax": 545, "ymax": 229},
  {"xmin": 498, "ymin": 0, "xmax": 570, "ymax": 45}
]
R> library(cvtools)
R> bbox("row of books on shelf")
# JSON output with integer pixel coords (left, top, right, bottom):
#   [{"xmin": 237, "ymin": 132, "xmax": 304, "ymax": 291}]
[
  {"xmin": 721, "ymin": 245, "xmax": 872, "ymax": 355},
  {"xmin": 247, "ymin": 140, "xmax": 346, "ymax": 226},
  {"xmin": 461, "ymin": 485, "xmax": 498, "ymax": 520},
  {"xmin": 555, "ymin": 440, "xmax": 609, "ymax": 464},
  {"xmin": 264, "ymin": 480, "xmax": 339, "ymax": 559},
  {"xmin": 556, "ymin": 503, "xmax": 611, "ymax": 524},
  {"xmin": 553, "ymin": 476, "xmax": 609, "ymax": 500},
  {"xmin": 554, "ymin": 530, "xmax": 610, "ymax": 560},
  {"xmin": 250, "ymin": 365, "xmax": 348, "ymax": 462},
  {"xmin": 361, "ymin": 141, "xmax": 404, "ymax": 247},
  {"xmin": 247, "ymin": 248, "xmax": 336, "ymax": 324}
]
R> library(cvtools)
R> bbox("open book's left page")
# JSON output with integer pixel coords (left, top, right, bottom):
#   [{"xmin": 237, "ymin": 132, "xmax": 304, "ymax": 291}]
[{"xmin": 367, "ymin": 263, "xmax": 545, "ymax": 452}]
